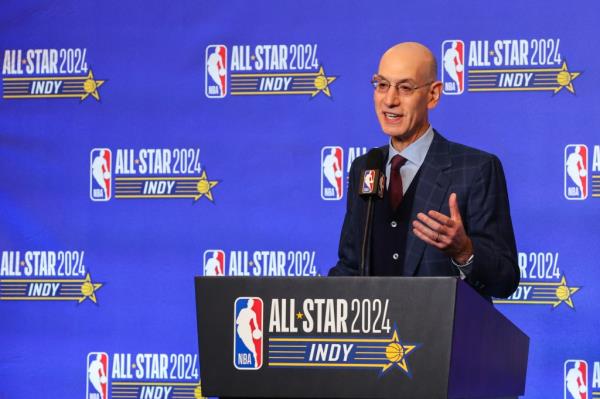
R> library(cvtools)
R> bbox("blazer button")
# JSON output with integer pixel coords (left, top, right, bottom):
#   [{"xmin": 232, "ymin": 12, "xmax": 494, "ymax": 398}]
[
  {"xmin": 390, "ymin": 221, "xmax": 398, "ymax": 228},
  {"xmin": 392, "ymin": 253, "xmax": 399, "ymax": 260}
]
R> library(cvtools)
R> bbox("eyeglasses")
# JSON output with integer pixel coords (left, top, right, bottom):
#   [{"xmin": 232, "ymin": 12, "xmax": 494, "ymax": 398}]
[{"xmin": 371, "ymin": 76, "xmax": 434, "ymax": 96}]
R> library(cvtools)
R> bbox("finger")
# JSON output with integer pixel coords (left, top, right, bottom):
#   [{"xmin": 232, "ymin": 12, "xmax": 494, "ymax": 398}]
[
  {"xmin": 416, "ymin": 213, "xmax": 448, "ymax": 235},
  {"xmin": 413, "ymin": 220, "xmax": 450, "ymax": 245},
  {"xmin": 412, "ymin": 227, "xmax": 444, "ymax": 249},
  {"xmin": 412, "ymin": 219, "xmax": 433, "ymax": 235},
  {"xmin": 449, "ymin": 193, "xmax": 463, "ymax": 222},
  {"xmin": 427, "ymin": 210, "xmax": 453, "ymax": 228}
]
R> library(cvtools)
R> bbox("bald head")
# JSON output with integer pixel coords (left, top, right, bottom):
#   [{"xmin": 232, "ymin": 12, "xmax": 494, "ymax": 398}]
[
  {"xmin": 373, "ymin": 42, "xmax": 442, "ymax": 150},
  {"xmin": 379, "ymin": 42, "xmax": 437, "ymax": 82}
]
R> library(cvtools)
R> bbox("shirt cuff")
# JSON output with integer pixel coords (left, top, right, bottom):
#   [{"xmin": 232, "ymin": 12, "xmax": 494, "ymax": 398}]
[{"xmin": 451, "ymin": 254, "xmax": 475, "ymax": 279}]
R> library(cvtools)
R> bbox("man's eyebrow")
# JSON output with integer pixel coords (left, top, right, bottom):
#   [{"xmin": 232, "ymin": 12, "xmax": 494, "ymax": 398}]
[{"xmin": 374, "ymin": 74, "xmax": 414, "ymax": 84}]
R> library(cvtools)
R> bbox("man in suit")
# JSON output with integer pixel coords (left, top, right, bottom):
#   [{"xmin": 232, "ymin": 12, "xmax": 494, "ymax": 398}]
[{"xmin": 328, "ymin": 42, "xmax": 519, "ymax": 299}]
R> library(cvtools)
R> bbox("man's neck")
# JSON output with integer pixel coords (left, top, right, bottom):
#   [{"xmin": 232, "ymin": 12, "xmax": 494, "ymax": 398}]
[{"xmin": 390, "ymin": 124, "xmax": 430, "ymax": 152}]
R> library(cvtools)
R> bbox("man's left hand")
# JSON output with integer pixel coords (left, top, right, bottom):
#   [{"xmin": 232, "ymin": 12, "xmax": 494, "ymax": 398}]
[{"xmin": 412, "ymin": 193, "xmax": 473, "ymax": 264}]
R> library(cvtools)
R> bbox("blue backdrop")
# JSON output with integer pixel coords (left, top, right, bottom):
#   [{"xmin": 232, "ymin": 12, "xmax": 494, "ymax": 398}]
[{"xmin": 1, "ymin": 1, "xmax": 599, "ymax": 398}]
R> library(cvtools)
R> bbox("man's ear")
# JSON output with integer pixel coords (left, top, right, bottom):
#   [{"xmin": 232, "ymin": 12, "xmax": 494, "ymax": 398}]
[{"xmin": 428, "ymin": 81, "xmax": 443, "ymax": 109}]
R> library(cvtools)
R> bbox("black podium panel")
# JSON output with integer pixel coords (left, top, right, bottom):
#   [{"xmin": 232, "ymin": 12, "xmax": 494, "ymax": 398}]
[{"xmin": 195, "ymin": 277, "xmax": 528, "ymax": 398}]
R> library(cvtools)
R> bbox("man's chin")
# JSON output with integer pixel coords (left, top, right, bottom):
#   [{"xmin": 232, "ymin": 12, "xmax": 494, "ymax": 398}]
[{"xmin": 381, "ymin": 129, "xmax": 409, "ymax": 140}]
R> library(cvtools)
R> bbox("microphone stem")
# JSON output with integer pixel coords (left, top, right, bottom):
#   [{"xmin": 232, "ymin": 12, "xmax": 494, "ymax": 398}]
[{"xmin": 360, "ymin": 197, "xmax": 375, "ymax": 277}]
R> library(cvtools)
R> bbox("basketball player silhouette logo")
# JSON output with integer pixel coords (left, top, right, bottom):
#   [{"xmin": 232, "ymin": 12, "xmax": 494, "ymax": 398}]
[{"xmin": 233, "ymin": 297, "xmax": 263, "ymax": 369}]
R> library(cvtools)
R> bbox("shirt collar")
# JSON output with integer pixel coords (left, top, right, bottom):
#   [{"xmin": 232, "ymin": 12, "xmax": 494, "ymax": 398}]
[{"xmin": 387, "ymin": 125, "xmax": 434, "ymax": 167}]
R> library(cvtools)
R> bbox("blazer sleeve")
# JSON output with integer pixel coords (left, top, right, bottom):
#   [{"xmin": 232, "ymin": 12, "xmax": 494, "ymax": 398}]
[
  {"xmin": 461, "ymin": 155, "xmax": 520, "ymax": 298},
  {"xmin": 328, "ymin": 159, "xmax": 361, "ymax": 276}
]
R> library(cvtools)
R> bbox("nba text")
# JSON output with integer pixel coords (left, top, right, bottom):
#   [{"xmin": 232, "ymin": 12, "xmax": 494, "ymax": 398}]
[
  {"xmin": 321, "ymin": 146, "xmax": 368, "ymax": 200},
  {"xmin": 563, "ymin": 359, "xmax": 600, "ymax": 399},
  {"xmin": 564, "ymin": 144, "xmax": 600, "ymax": 200}
]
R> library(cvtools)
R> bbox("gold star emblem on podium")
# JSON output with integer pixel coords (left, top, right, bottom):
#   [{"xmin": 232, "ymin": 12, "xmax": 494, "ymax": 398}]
[{"xmin": 381, "ymin": 329, "xmax": 419, "ymax": 375}]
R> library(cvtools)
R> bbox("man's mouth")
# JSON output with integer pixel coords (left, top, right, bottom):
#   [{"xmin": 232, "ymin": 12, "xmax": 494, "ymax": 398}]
[{"xmin": 384, "ymin": 112, "xmax": 403, "ymax": 121}]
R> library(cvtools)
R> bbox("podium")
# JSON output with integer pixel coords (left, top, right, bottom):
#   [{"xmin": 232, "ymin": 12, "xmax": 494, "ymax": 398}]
[{"xmin": 195, "ymin": 277, "xmax": 529, "ymax": 398}]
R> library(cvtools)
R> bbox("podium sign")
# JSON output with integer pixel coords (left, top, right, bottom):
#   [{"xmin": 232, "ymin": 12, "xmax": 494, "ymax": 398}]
[{"xmin": 195, "ymin": 276, "xmax": 528, "ymax": 398}]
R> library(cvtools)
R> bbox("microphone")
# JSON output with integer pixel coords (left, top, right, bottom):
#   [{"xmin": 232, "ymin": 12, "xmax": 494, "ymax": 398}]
[
  {"xmin": 359, "ymin": 148, "xmax": 385, "ymax": 198},
  {"xmin": 359, "ymin": 148, "xmax": 385, "ymax": 276}
]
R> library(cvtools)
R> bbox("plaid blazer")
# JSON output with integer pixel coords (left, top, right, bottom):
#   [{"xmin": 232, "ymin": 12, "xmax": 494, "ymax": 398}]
[{"xmin": 328, "ymin": 131, "xmax": 519, "ymax": 299}]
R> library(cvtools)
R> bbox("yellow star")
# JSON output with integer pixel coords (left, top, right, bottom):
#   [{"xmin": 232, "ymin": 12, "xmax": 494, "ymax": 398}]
[
  {"xmin": 311, "ymin": 66, "xmax": 337, "ymax": 98},
  {"xmin": 381, "ymin": 329, "xmax": 417, "ymax": 374},
  {"xmin": 194, "ymin": 170, "xmax": 219, "ymax": 202},
  {"xmin": 296, "ymin": 311, "xmax": 304, "ymax": 320},
  {"xmin": 81, "ymin": 70, "xmax": 106, "ymax": 101},
  {"xmin": 78, "ymin": 273, "xmax": 103, "ymax": 303},
  {"xmin": 553, "ymin": 275, "xmax": 580, "ymax": 308},
  {"xmin": 554, "ymin": 61, "xmax": 581, "ymax": 95},
  {"xmin": 194, "ymin": 380, "xmax": 206, "ymax": 399}
]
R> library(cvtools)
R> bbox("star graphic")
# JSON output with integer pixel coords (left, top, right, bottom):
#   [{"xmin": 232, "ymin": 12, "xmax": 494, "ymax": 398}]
[
  {"xmin": 296, "ymin": 311, "xmax": 304, "ymax": 320},
  {"xmin": 193, "ymin": 170, "xmax": 219, "ymax": 203},
  {"xmin": 78, "ymin": 273, "xmax": 103, "ymax": 303},
  {"xmin": 194, "ymin": 381, "xmax": 204, "ymax": 399},
  {"xmin": 553, "ymin": 275, "xmax": 580, "ymax": 308},
  {"xmin": 553, "ymin": 61, "xmax": 581, "ymax": 95},
  {"xmin": 81, "ymin": 70, "xmax": 106, "ymax": 101},
  {"xmin": 380, "ymin": 329, "xmax": 419, "ymax": 376},
  {"xmin": 311, "ymin": 66, "xmax": 337, "ymax": 98}
]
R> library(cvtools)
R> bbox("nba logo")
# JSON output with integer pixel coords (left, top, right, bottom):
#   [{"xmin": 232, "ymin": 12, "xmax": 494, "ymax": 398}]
[
  {"xmin": 564, "ymin": 145, "xmax": 588, "ymax": 200},
  {"xmin": 205, "ymin": 45, "xmax": 227, "ymax": 98},
  {"xmin": 203, "ymin": 249, "xmax": 225, "ymax": 276},
  {"xmin": 362, "ymin": 170, "xmax": 376, "ymax": 193},
  {"xmin": 321, "ymin": 146, "xmax": 344, "ymax": 200},
  {"xmin": 86, "ymin": 352, "xmax": 109, "ymax": 399},
  {"xmin": 233, "ymin": 297, "xmax": 263, "ymax": 370},
  {"xmin": 441, "ymin": 40, "xmax": 465, "ymax": 95},
  {"xmin": 564, "ymin": 360, "xmax": 588, "ymax": 399},
  {"xmin": 90, "ymin": 149, "xmax": 112, "ymax": 201}
]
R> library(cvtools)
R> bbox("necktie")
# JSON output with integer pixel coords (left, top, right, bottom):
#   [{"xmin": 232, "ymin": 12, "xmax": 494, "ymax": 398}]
[{"xmin": 389, "ymin": 155, "xmax": 407, "ymax": 211}]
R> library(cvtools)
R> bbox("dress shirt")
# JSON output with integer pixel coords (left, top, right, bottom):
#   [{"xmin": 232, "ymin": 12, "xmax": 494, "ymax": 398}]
[{"xmin": 385, "ymin": 125, "xmax": 435, "ymax": 192}]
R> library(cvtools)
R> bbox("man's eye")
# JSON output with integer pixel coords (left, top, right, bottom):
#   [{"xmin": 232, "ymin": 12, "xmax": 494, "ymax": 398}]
[
  {"xmin": 377, "ymin": 82, "xmax": 390, "ymax": 90},
  {"xmin": 398, "ymin": 84, "xmax": 414, "ymax": 93}
]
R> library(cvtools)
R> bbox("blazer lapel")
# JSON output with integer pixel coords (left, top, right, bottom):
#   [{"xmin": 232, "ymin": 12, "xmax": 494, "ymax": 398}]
[{"xmin": 403, "ymin": 132, "xmax": 452, "ymax": 276}]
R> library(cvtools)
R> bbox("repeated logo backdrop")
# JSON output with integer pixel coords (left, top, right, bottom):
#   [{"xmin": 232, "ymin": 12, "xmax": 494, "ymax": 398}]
[{"xmin": 1, "ymin": 1, "xmax": 599, "ymax": 398}]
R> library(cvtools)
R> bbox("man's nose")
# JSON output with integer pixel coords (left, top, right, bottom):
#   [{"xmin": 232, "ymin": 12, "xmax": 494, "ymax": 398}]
[{"xmin": 383, "ymin": 86, "xmax": 401, "ymax": 107}]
